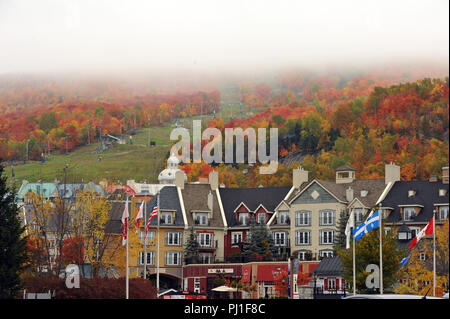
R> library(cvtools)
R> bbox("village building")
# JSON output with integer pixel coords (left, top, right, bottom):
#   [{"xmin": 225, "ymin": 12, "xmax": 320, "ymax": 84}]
[
  {"xmin": 177, "ymin": 171, "xmax": 228, "ymax": 264},
  {"xmin": 218, "ymin": 185, "xmax": 291, "ymax": 261}
]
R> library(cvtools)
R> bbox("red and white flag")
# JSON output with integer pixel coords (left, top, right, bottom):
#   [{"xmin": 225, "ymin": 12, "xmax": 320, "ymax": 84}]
[
  {"xmin": 409, "ymin": 216, "xmax": 434, "ymax": 250},
  {"xmin": 122, "ymin": 198, "xmax": 129, "ymax": 246},
  {"xmin": 144, "ymin": 201, "xmax": 158, "ymax": 241},
  {"xmin": 134, "ymin": 201, "xmax": 144, "ymax": 229}
]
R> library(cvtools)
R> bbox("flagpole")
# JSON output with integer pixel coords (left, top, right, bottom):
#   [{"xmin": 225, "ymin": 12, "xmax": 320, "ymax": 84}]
[
  {"xmin": 126, "ymin": 194, "xmax": 129, "ymax": 300},
  {"xmin": 433, "ymin": 209, "xmax": 436, "ymax": 297},
  {"xmin": 379, "ymin": 202, "xmax": 383, "ymax": 295},
  {"xmin": 352, "ymin": 209, "xmax": 356, "ymax": 295},
  {"xmin": 144, "ymin": 194, "xmax": 147, "ymax": 280},
  {"xmin": 156, "ymin": 191, "xmax": 160, "ymax": 296}
]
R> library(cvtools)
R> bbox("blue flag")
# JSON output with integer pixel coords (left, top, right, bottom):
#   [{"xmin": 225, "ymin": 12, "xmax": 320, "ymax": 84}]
[
  {"xmin": 352, "ymin": 210, "xmax": 380, "ymax": 242},
  {"xmin": 400, "ymin": 256, "xmax": 410, "ymax": 265}
]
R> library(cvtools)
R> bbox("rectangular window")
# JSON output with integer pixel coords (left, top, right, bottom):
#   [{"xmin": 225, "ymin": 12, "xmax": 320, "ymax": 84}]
[
  {"xmin": 239, "ymin": 213, "xmax": 249, "ymax": 226},
  {"xmin": 439, "ymin": 206, "xmax": 449, "ymax": 220},
  {"xmin": 195, "ymin": 213, "xmax": 208, "ymax": 226},
  {"xmin": 198, "ymin": 233, "xmax": 213, "ymax": 247},
  {"xmin": 320, "ymin": 230, "xmax": 334, "ymax": 245},
  {"xmin": 298, "ymin": 251, "xmax": 307, "ymax": 261},
  {"xmin": 295, "ymin": 211, "xmax": 311, "ymax": 226},
  {"xmin": 198, "ymin": 253, "xmax": 212, "ymax": 264},
  {"xmin": 273, "ymin": 232, "xmax": 287, "ymax": 246},
  {"xmin": 161, "ymin": 212, "xmax": 173, "ymax": 224},
  {"xmin": 139, "ymin": 251, "xmax": 155, "ymax": 265},
  {"xmin": 165, "ymin": 231, "xmax": 182, "ymax": 246},
  {"xmin": 353, "ymin": 208, "xmax": 364, "ymax": 223},
  {"xmin": 139, "ymin": 230, "xmax": 155, "ymax": 242},
  {"xmin": 279, "ymin": 211, "xmax": 289, "ymax": 225},
  {"xmin": 404, "ymin": 208, "xmax": 416, "ymax": 221},
  {"xmin": 232, "ymin": 232, "xmax": 242, "ymax": 245},
  {"xmin": 320, "ymin": 250, "xmax": 334, "ymax": 258},
  {"xmin": 258, "ymin": 213, "xmax": 266, "ymax": 224},
  {"xmin": 320, "ymin": 210, "xmax": 335, "ymax": 226},
  {"xmin": 165, "ymin": 251, "xmax": 181, "ymax": 266},
  {"xmin": 295, "ymin": 231, "xmax": 310, "ymax": 245},
  {"xmin": 327, "ymin": 278, "xmax": 336, "ymax": 290}
]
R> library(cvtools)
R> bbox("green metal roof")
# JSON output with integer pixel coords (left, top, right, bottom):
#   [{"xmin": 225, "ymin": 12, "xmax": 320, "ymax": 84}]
[{"xmin": 17, "ymin": 182, "xmax": 57, "ymax": 200}]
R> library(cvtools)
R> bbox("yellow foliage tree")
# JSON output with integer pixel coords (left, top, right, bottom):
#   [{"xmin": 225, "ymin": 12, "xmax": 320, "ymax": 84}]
[{"xmin": 394, "ymin": 219, "xmax": 449, "ymax": 296}]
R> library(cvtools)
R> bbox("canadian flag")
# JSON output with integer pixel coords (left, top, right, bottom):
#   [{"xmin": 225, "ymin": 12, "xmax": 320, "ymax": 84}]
[
  {"xmin": 409, "ymin": 216, "xmax": 434, "ymax": 250},
  {"xmin": 134, "ymin": 201, "xmax": 144, "ymax": 229},
  {"xmin": 121, "ymin": 198, "xmax": 129, "ymax": 246}
]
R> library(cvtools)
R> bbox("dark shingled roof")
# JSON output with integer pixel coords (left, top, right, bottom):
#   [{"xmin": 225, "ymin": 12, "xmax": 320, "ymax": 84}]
[
  {"xmin": 336, "ymin": 165, "xmax": 356, "ymax": 172},
  {"xmin": 105, "ymin": 201, "xmax": 125, "ymax": 234},
  {"xmin": 180, "ymin": 183, "xmax": 224, "ymax": 227},
  {"xmin": 219, "ymin": 186, "xmax": 291, "ymax": 227},
  {"xmin": 144, "ymin": 186, "xmax": 184, "ymax": 226},
  {"xmin": 311, "ymin": 256, "xmax": 343, "ymax": 276},
  {"xmin": 383, "ymin": 180, "xmax": 449, "ymax": 224}
]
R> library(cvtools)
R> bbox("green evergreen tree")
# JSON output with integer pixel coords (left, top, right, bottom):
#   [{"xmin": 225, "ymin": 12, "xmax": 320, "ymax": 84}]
[
  {"xmin": 0, "ymin": 164, "xmax": 28, "ymax": 298},
  {"xmin": 337, "ymin": 222, "xmax": 406, "ymax": 294},
  {"xmin": 184, "ymin": 226, "xmax": 199, "ymax": 264},
  {"xmin": 334, "ymin": 209, "xmax": 349, "ymax": 252},
  {"xmin": 243, "ymin": 218, "xmax": 276, "ymax": 261}
]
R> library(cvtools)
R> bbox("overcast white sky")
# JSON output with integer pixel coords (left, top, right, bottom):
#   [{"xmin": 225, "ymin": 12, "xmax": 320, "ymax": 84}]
[{"xmin": 0, "ymin": 0, "xmax": 448, "ymax": 74}]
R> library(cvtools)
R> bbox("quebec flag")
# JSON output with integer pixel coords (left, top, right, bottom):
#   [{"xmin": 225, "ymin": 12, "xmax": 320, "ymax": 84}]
[{"xmin": 352, "ymin": 210, "xmax": 380, "ymax": 242}]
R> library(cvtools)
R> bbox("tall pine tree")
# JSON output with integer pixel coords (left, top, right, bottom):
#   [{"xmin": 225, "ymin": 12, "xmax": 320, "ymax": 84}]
[
  {"xmin": 184, "ymin": 226, "xmax": 199, "ymax": 264},
  {"xmin": 0, "ymin": 164, "xmax": 28, "ymax": 298},
  {"xmin": 243, "ymin": 219, "xmax": 276, "ymax": 261},
  {"xmin": 334, "ymin": 209, "xmax": 349, "ymax": 252}
]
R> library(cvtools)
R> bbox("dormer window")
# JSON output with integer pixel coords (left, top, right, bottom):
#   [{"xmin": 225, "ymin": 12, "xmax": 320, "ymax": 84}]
[
  {"xmin": 408, "ymin": 190, "xmax": 416, "ymax": 197},
  {"xmin": 404, "ymin": 207, "xmax": 416, "ymax": 221},
  {"xmin": 439, "ymin": 206, "xmax": 449, "ymax": 220},
  {"xmin": 279, "ymin": 211, "xmax": 290, "ymax": 225},
  {"xmin": 360, "ymin": 190, "xmax": 368, "ymax": 197},
  {"xmin": 195, "ymin": 213, "xmax": 208, "ymax": 226},
  {"xmin": 439, "ymin": 189, "xmax": 447, "ymax": 197},
  {"xmin": 161, "ymin": 212, "xmax": 173, "ymax": 224},
  {"xmin": 257, "ymin": 213, "xmax": 266, "ymax": 224},
  {"xmin": 353, "ymin": 208, "xmax": 364, "ymax": 223},
  {"xmin": 398, "ymin": 230, "xmax": 411, "ymax": 240},
  {"xmin": 239, "ymin": 213, "xmax": 249, "ymax": 226}
]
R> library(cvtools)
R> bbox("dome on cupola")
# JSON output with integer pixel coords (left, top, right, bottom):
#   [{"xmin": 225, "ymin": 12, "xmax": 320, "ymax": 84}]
[{"xmin": 158, "ymin": 153, "xmax": 187, "ymax": 184}]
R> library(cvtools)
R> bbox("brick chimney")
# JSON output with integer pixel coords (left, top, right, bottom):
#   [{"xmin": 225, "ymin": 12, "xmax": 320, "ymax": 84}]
[
  {"xmin": 293, "ymin": 167, "xmax": 308, "ymax": 188},
  {"xmin": 443, "ymin": 167, "xmax": 449, "ymax": 184},
  {"xmin": 385, "ymin": 162, "xmax": 400, "ymax": 185}
]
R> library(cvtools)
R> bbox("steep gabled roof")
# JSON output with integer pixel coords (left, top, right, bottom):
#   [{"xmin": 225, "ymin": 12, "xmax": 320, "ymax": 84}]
[
  {"xmin": 219, "ymin": 186, "xmax": 291, "ymax": 227},
  {"xmin": 145, "ymin": 186, "xmax": 184, "ymax": 227},
  {"xmin": 383, "ymin": 180, "xmax": 449, "ymax": 224},
  {"xmin": 317, "ymin": 178, "xmax": 387, "ymax": 207},
  {"xmin": 180, "ymin": 183, "xmax": 225, "ymax": 227}
]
